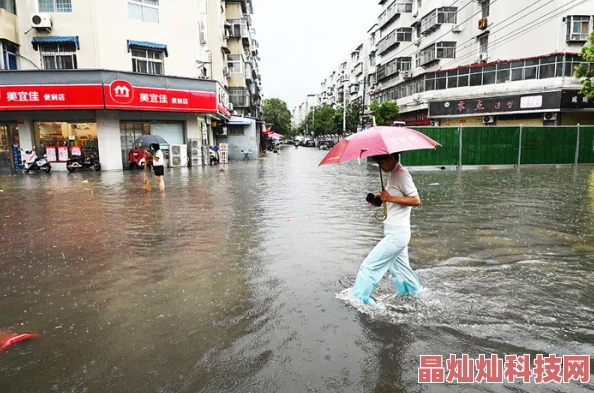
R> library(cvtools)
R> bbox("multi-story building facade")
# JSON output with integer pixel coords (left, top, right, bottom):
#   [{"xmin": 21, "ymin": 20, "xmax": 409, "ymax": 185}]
[
  {"xmin": 0, "ymin": 0, "xmax": 263, "ymax": 172},
  {"xmin": 373, "ymin": 0, "xmax": 594, "ymax": 126},
  {"xmin": 298, "ymin": 0, "xmax": 594, "ymax": 131},
  {"xmin": 225, "ymin": 0, "xmax": 262, "ymax": 118}
]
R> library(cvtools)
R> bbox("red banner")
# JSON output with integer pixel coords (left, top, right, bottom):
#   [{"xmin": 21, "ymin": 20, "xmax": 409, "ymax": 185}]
[
  {"xmin": 0, "ymin": 85, "xmax": 104, "ymax": 110},
  {"xmin": 104, "ymin": 80, "xmax": 217, "ymax": 113}
]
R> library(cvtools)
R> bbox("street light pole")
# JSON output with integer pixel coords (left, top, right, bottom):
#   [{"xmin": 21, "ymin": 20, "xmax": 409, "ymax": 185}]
[{"xmin": 343, "ymin": 76, "xmax": 347, "ymax": 135}]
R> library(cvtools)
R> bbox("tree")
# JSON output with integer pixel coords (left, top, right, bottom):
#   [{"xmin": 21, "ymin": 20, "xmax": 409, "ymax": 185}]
[
  {"xmin": 575, "ymin": 30, "xmax": 594, "ymax": 100},
  {"xmin": 346, "ymin": 100, "xmax": 363, "ymax": 134},
  {"xmin": 263, "ymin": 98, "xmax": 292, "ymax": 135},
  {"xmin": 300, "ymin": 104, "xmax": 339, "ymax": 137},
  {"xmin": 370, "ymin": 100, "xmax": 400, "ymax": 126}
]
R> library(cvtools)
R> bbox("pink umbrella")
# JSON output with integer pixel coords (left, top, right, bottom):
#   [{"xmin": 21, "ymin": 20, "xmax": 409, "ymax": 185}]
[
  {"xmin": 319, "ymin": 126, "xmax": 441, "ymax": 221},
  {"xmin": 318, "ymin": 126, "xmax": 440, "ymax": 166}
]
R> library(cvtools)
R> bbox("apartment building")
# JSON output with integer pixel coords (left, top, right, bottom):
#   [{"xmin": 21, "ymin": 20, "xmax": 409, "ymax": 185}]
[
  {"xmin": 297, "ymin": 0, "xmax": 594, "ymax": 131},
  {"xmin": 0, "ymin": 0, "xmax": 263, "ymax": 172},
  {"xmin": 373, "ymin": 0, "xmax": 594, "ymax": 126},
  {"xmin": 225, "ymin": 0, "xmax": 263, "ymax": 118}
]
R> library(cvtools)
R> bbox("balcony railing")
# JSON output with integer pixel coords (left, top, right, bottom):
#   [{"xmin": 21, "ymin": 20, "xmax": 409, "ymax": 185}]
[{"xmin": 229, "ymin": 87, "xmax": 250, "ymax": 108}]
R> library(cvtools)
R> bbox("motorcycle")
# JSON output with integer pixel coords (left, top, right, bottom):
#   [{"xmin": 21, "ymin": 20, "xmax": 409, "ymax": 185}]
[
  {"xmin": 22, "ymin": 150, "xmax": 51, "ymax": 174},
  {"xmin": 128, "ymin": 148, "xmax": 151, "ymax": 170},
  {"xmin": 67, "ymin": 152, "xmax": 101, "ymax": 172}
]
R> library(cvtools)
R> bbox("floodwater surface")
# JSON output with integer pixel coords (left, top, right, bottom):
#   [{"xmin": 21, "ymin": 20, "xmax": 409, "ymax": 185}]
[{"xmin": 1, "ymin": 147, "xmax": 593, "ymax": 392}]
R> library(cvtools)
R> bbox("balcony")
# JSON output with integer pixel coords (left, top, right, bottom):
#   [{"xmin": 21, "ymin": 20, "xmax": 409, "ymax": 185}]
[
  {"xmin": 229, "ymin": 87, "xmax": 250, "ymax": 108},
  {"xmin": 0, "ymin": 8, "xmax": 17, "ymax": 43},
  {"xmin": 353, "ymin": 62, "xmax": 364, "ymax": 76},
  {"xmin": 228, "ymin": 18, "xmax": 251, "ymax": 48},
  {"xmin": 377, "ymin": 28, "xmax": 412, "ymax": 56}
]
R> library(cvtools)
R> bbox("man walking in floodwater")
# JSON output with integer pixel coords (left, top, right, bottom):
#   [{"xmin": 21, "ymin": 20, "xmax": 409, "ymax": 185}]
[{"xmin": 353, "ymin": 153, "xmax": 422, "ymax": 306}]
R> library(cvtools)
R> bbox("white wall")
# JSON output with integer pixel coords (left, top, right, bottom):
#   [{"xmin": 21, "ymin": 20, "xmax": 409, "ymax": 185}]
[
  {"xmin": 96, "ymin": 111, "xmax": 122, "ymax": 171},
  {"xmin": 15, "ymin": 0, "xmax": 210, "ymax": 79}
]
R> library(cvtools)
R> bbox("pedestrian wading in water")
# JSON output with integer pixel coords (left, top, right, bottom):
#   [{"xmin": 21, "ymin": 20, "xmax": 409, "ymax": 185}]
[
  {"xmin": 353, "ymin": 152, "xmax": 422, "ymax": 306},
  {"xmin": 148, "ymin": 144, "xmax": 165, "ymax": 192}
]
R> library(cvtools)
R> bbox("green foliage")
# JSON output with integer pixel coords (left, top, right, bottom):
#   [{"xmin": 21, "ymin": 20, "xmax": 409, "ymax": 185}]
[
  {"xmin": 370, "ymin": 100, "xmax": 400, "ymax": 126},
  {"xmin": 263, "ymin": 98, "xmax": 292, "ymax": 135},
  {"xmin": 297, "ymin": 101, "xmax": 364, "ymax": 137},
  {"xmin": 575, "ymin": 30, "xmax": 594, "ymax": 100}
]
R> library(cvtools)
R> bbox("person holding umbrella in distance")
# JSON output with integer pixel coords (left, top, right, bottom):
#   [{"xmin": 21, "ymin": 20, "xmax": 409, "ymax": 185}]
[{"xmin": 134, "ymin": 135, "xmax": 168, "ymax": 193}]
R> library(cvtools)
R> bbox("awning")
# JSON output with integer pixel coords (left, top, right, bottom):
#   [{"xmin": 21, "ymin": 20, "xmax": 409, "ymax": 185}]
[
  {"xmin": 32, "ymin": 36, "xmax": 79, "ymax": 50},
  {"xmin": 227, "ymin": 120, "xmax": 252, "ymax": 126},
  {"xmin": 473, "ymin": 30, "xmax": 490, "ymax": 39},
  {"xmin": 128, "ymin": 40, "xmax": 168, "ymax": 56}
]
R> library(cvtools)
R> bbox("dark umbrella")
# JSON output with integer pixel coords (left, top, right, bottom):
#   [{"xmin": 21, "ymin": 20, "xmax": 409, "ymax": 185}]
[{"xmin": 134, "ymin": 135, "xmax": 168, "ymax": 146}]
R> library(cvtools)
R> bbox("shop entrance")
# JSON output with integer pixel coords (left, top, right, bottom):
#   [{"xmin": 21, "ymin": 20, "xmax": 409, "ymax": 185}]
[
  {"xmin": 0, "ymin": 124, "xmax": 19, "ymax": 173},
  {"xmin": 120, "ymin": 122, "xmax": 185, "ymax": 169}
]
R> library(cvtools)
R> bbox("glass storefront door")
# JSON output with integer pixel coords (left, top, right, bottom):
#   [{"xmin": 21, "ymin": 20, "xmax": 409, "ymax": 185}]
[{"xmin": 0, "ymin": 124, "xmax": 19, "ymax": 173}]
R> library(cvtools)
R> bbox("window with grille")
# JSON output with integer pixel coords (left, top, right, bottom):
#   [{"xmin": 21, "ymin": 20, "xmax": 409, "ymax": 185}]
[
  {"xmin": 227, "ymin": 54, "xmax": 244, "ymax": 74},
  {"xmin": 131, "ymin": 48, "xmax": 164, "ymax": 75},
  {"xmin": 38, "ymin": 0, "xmax": 71, "ymax": 13},
  {"xmin": 1, "ymin": 41, "xmax": 18, "ymax": 70},
  {"xmin": 566, "ymin": 15, "xmax": 591, "ymax": 42},
  {"xmin": 40, "ymin": 43, "xmax": 77, "ymax": 70},
  {"xmin": 395, "ymin": 0, "xmax": 412, "ymax": 13},
  {"xmin": 128, "ymin": 0, "xmax": 159, "ymax": 23},
  {"xmin": 0, "ymin": 0, "xmax": 16, "ymax": 14}
]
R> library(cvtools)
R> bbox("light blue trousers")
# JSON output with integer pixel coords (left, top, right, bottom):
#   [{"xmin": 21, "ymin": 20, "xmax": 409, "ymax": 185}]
[{"xmin": 353, "ymin": 224, "xmax": 422, "ymax": 306}]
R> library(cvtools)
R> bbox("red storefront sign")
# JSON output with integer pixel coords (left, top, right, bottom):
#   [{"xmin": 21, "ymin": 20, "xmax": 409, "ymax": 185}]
[
  {"xmin": 104, "ymin": 80, "xmax": 217, "ymax": 113},
  {"xmin": 399, "ymin": 110, "xmax": 430, "ymax": 126},
  {"xmin": 0, "ymin": 85, "xmax": 104, "ymax": 110},
  {"xmin": 0, "ymin": 81, "xmax": 227, "ymax": 116}
]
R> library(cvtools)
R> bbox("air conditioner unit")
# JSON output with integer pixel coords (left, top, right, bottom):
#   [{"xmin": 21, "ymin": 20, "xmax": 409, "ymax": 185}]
[
  {"xmin": 544, "ymin": 112, "xmax": 558, "ymax": 121},
  {"xmin": 478, "ymin": 18, "xmax": 488, "ymax": 29},
  {"xmin": 31, "ymin": 13, "xmax": 52, "ymax": 30},
  {"xmin": 452, "ymin": 25, "xmax": 461, "ymax": 33},
  {"xmin": 412, "ymin": 11, "xmax": 418, "ymax": 17},
  {"xmin": 169, "ymin": 144, "xmax": 188, "ymax": 167},
  {"xmin": 414, "ymin": 39, "xmax": 421, "ymax": 47},
  {"xmin": 223, "ymin": 67, "xmax": 230, "ymax": 78},
  {"xmin": 479, "ymin": 53, "xmax": 488, "ymax": 62},
  {"xmin": 483, "ymin": 115, "xmax": 495, "ymax": 124},
  {"xmin": 430, "ymin": 120, "xmax": 440, "ymax": 127},
  {"xmin": 401, "ymin": 71, "xmax": 410, "ymax": 78}
]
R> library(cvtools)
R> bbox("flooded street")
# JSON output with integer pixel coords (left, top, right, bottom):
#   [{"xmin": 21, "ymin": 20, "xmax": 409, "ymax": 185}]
[{"xmin": 1, "ymin": 147, "xmax": 593, "ymax": 393}]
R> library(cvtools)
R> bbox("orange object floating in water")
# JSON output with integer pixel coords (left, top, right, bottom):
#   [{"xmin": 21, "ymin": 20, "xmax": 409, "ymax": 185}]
[{"xmin": 0, "ymin": 333, "xmax": 40, "ymax": 351}]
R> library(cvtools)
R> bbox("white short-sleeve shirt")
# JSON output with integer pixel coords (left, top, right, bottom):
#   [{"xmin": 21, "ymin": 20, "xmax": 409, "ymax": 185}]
[
  {"xmin": 385, "ymin": 163, "xmax": 418, "ymax": 227},
  {"xmin": 153, "ymin": 150, "xmax": 164, "ymax": 167}
]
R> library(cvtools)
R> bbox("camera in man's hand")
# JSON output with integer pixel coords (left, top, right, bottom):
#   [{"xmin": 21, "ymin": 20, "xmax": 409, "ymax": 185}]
[{"xmin": 366, "ymin": 193, "xmax": 382, "ymax": 207}]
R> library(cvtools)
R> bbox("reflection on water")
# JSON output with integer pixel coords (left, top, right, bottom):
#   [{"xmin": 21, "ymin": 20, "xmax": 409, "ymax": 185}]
[{"xmin": 1, "ymin": 149, "xmax": 593, "ymax": 392}]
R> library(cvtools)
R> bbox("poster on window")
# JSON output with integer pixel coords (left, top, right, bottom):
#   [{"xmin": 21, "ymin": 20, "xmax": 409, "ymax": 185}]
[
  {"xmin": 45, "ymin": 146, "xmax": 57, "ymax": 162},
  {"xmin": 71, "ymin": 146, "xmax": 82, "ymax": 156},
  {"xmin": 58, "ymin": 146, "xmax": 69, "ymax": 162}
]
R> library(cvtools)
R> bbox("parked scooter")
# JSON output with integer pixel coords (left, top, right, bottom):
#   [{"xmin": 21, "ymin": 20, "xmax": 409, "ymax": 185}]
[
  {"xmin": 67, "ymin": 151, "xmax": 101, "ymax": 172},
  {"xmin": 22, "ymin": 150, "xmax": 51, "ymax": 174},
  {"xmin": 128, "ymin": 148, "xmax": 150, "ymax": 170}
]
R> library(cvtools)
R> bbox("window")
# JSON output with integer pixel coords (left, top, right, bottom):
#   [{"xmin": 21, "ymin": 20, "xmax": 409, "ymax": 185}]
[
  {"xmin": 482, "ymin": 0, "xmax": 490, "ymax": 18},
  {"xmin": 128, "ymin": 0, "xmax": 159, "ymax": 23},
  {"xmin": 396, "ymin": 57, "xmax": 412, "ymax": 71},
  {"xmin": 396, "ymin": 28, "xmax": 413, "ymax": 42},
  {"xmin": 566, "ymin": 16, "xmax": 591, "ymax": 42},
  {"xmin": 35, "ymin": 122, "xmax": 99, "ymax": 162},
  {"xmin": 131, "ymin": 48, "xmax": 164, "ymax": 75},
  {"xmin": 420, "ymin": 7, "xmax": 457, "ymax": 34},
  {"xmin": 227, "ymin": 54, "xmax": 244, "ymax": 74},
  {"xmin": 0, "ymin": 0, "xmax": 16, "ymax": 14},
  {"xmin": 38, "ymin": 0, "xmax": 71, "ymax": 13},
  {"xmin": 40, "ymin": 43, "xmax": 77, "ymax": 70},
  {"xmin": 1, "ymin": 41, "xmax": 18, "ymax": 70},
  {"xmin": 436, "ymin": 41, "xmax": 456, "ymax": 59},
  {"xmin": 369, "ymin": 53, "xmax": 376, "ymax": 67},
  {"xmin": 479, "ymin": 35, "xmax": 488, "ymax": 55},
  {"xmin": 395, "ymin": 0, "xmax": 413, "ymax": 13}
]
